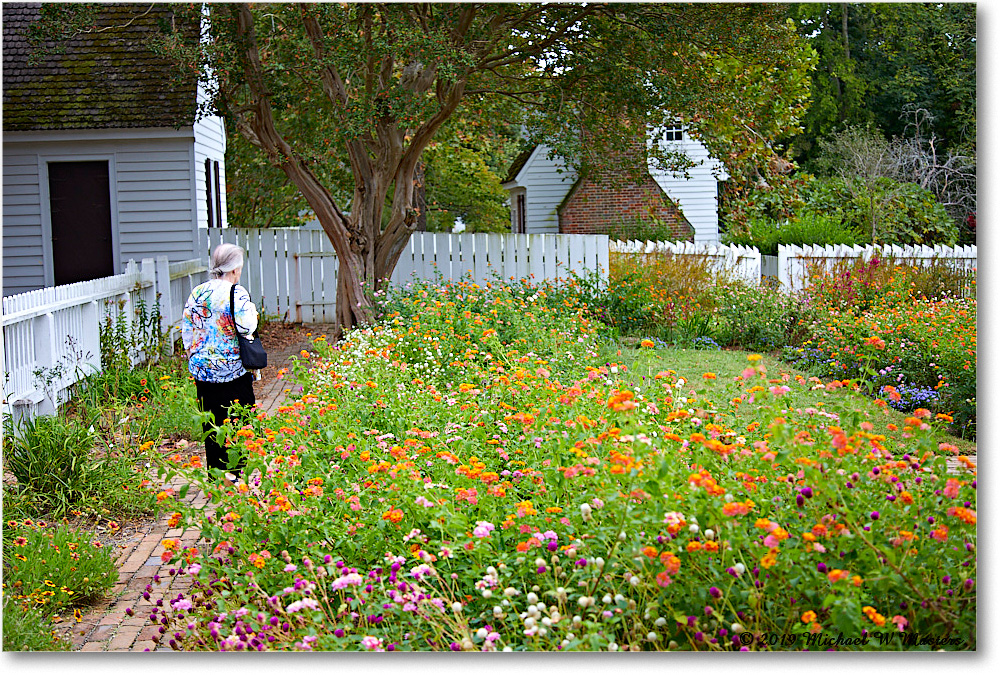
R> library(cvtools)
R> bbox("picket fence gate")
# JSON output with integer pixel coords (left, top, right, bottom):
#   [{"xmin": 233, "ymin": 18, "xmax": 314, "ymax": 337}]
[
  {"xmin": 2, "ymin": 257, "xmax": 207, "ymax": 421},
  {"xmin": 203, "ymin": 225, "xmax": 610, "ymax": 323}
]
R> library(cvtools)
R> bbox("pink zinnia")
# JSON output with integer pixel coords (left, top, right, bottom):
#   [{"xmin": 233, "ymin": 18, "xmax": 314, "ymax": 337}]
[{"xmin": 473, "ymin": 521, "xmax": 495, "ymax": 538}]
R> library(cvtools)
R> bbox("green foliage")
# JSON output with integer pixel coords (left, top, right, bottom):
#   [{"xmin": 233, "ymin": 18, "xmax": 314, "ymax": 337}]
[
  {"xmin": 722, "ymin": 213, "xmax": 863, "ymax": 256},
  {"xmin": 576, "ymin": 253, "xmax": 722, "ymax": 340},
  {"xmin": 3, "ymin": 414, "xmax": 157, "ymax": 520},
  {"xmin": 2, "ymin": 598, "xmax": 70, "ymax": 651},
  {"xmin": 801, "ymin": 176, "xmax": 958, "ymax": 246},
  {"xmin": 422, "ymin": 132, "xmax": 516, "ymax": 233},
  {"xmin": 787, "ymin": 3, "xmax": 976, "ymax": 166},
  {"xmin": 4, "ymin": 415, "xmax": 96, "ymax": 515},
  {"xmin": 713, "ymin": 281, "xmax": 814, "ymax": 350},
  {"xmin": 99, "ymin": 294, "xmax": 166, "ymax": 372}
]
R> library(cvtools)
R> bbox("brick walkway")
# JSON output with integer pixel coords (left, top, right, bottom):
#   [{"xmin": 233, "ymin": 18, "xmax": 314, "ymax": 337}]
[{"xmin": 55, "ymin": 330, "xmax": 326, "ymax": 651}]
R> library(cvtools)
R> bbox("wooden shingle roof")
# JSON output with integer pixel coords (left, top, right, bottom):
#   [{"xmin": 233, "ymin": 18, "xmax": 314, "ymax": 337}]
[
  {"xmin": 2, "ymin": 2, "xmax": 199, "ymax": 132},
  {"xmin": 502, "ymin": 146, "xmax": 536, "ymax": 185}
]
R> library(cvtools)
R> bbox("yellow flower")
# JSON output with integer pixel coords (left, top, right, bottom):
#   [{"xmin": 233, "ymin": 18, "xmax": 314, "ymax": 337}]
[
  {"xmin": 801, "ymin": 610, "xmax": 817, "ymax": 624},
  {"xmin": 640, "ymin": 339, "xmax": 655, "ymax": 348},
  {"xmin": 748, "ymin": 354, "xmax": 763, "ymax": 363}
]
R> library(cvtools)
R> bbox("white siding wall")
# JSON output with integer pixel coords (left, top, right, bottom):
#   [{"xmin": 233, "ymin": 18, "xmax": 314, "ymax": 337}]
[
  {"xmin": 648, "ymin": 130, "xmax": 727, "ymax": 244},
  {"xmin": 513, "ymin": 145, "xmax": 577, "ymax": 234},
  {"xmin": 193, "ymin": 76, "xmax": 228, "ymax": 231},
  {"xmin": 2, "ymin": 132, "xmax": 200, "ymax": 296}
]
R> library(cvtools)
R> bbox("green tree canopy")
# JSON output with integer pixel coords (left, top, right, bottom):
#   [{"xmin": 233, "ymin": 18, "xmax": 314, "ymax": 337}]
[
  {"xmin": 36, "ymin": 2, "xmax": 814, "ymax": 333},
  {"xmin": 787, "ymin": 2, "xmax": 976, "ymax": 166}
]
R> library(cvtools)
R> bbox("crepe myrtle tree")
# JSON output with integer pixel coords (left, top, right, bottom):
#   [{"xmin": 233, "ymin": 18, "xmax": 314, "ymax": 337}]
[{"xmin": 137, "ymin": 3, "xmax": 811, "ymax": 333}]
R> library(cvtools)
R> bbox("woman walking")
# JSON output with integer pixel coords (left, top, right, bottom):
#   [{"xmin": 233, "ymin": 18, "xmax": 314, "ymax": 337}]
[{"xmin": 181, "ymin": 243, "xmax": 258, "ymax": 483}]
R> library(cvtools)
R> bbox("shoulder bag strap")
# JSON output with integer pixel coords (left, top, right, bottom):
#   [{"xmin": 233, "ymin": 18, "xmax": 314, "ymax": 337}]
[{"xmin": 229, "ymin": 283, "xmax": 251, "ymax": 336}]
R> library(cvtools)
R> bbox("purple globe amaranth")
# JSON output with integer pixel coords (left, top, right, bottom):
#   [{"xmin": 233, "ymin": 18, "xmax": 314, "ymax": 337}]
[{"xmin": 870, "ymin": 511, "xmax": 880, "ymax": 520}]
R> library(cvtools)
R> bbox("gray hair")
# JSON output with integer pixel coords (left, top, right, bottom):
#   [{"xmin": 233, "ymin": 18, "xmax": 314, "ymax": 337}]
[{"xmin": 209, "ymin": 243, "xmax": 245, "ymax": 278}]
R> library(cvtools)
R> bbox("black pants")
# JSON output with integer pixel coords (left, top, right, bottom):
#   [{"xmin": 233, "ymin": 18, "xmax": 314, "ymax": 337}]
[{"xmin": 195, "ymin": 373, "xmax": 255, "ymax": 476}]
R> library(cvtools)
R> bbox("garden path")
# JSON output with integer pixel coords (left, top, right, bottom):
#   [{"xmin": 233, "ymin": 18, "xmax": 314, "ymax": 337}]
[{"xmin": 55, "ymin": 324, "xmax": 331, "ymax": 651}]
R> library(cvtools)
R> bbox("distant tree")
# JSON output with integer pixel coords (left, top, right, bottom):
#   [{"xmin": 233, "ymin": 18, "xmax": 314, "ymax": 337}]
[{"xmin": 787, "ymin": 3, "xmax": 976, "ymax": 166}]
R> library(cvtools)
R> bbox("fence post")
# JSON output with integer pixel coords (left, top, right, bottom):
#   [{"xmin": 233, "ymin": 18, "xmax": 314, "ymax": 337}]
[
  {"xmin": 293, "ymin": 252, "xmax": 303, "ymax": 324},
  {"xmin": 31, "ymin": 312, "xmax": 57, "ymax": 415},
  {"xmin": 154, "ymin": 256, "xmax": 174, "ymax": 355}
]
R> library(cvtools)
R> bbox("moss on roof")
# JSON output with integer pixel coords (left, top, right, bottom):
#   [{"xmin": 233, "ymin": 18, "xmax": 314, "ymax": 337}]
[
  {"xmin": 3, "ymin": 3, "xmax": 199, "ymax": 132},
  {"xmin": 502, "ymin": 146, "xmax": 536, "ymax": 185}
]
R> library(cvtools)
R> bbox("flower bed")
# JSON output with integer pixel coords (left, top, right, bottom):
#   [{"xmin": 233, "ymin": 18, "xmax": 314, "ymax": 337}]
[
  {"xmin": 784, "ymin": 259, "xmax": 976, "ymax": 438},
  {"xmin": 148, "ymin": 280, "xmax": 976, "ymax": 651},
  {"xmin": 3, "ymin": 518, "xmax": 117, "ymax": 650}
]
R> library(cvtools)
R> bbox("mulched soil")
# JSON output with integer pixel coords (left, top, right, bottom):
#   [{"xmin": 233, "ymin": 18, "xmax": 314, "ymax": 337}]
[{"xmin": 250, "ymin": 321, "xmax": 338, "ymax": 400}]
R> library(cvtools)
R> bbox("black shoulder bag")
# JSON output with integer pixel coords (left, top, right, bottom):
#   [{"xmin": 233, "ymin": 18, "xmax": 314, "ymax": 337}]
[{"xmin": 230, "ymin": 283, "xmax": 267, "ymax": 370}]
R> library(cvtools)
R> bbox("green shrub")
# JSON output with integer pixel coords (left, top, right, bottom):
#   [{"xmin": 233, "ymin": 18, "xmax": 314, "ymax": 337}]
[
  {"xmin": 722, "ymin": 213, "xmax": 863, "ymax": 256},
  {"xmin": 580, "ymin": 252, "xmax": 723, "ymax": 337},
  {"xmin": 3, "ymin": 414, "xmax": 157, "ymax": 520},
  {"xmin": 4, "ymin": 415, "xmax": 96, "ymax": 517},
  {"xmin": 801, "ymin": 177, "xmax": 958, "ymax": 246},
  {"xmin": 714, "ymin": 281, "xmax": 814, "ymax": 350}
]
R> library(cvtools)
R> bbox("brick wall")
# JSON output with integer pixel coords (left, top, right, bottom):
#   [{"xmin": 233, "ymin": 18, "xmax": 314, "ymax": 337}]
[{"xmin": 558, "ymin": 171, "xmax": 694, "ymax": 240}]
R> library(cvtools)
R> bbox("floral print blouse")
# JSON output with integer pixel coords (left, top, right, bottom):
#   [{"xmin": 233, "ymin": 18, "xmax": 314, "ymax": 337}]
[{"xmin": 181, "ymin": 280, "xmax": 259, "ymax": 383}]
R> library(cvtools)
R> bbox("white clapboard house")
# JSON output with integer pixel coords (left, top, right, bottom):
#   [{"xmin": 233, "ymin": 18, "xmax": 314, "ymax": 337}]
[
  {"xmin": 502, "ymin": 125, "xmax": 727, "ymax": 244},
  {"xmin": 2, "ymin": 3, "xmax": 226, "ymax": 296}
]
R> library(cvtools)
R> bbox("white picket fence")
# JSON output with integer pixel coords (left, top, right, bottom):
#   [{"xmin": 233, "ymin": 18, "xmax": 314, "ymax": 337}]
[
  {"xmin": 778, "ymin": 243, "xmax": 978, "ymax": 294},
  {"xmin": 204, "ymin": 226, "xmax": 610, "ymax": 322},
  {"xmin": 610, "ymin": 239, "xmax": 762, "ymax": 285},
  {"xmin": 1, "ymin": 257, "xmax": 207, "ymax": 420}
]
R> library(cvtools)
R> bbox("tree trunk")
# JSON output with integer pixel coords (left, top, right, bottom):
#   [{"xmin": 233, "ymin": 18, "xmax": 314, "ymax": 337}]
[
  {"xmin": 841, "ymin": 4, "xmax": 850, "ymax": 62},
  {"xmin": 414, "ymin": 161, "xmax": 427, "ymax": 232}
]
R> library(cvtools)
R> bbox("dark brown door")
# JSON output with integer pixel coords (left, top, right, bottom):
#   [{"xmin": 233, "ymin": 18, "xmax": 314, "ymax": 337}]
[{"xmin": 49, "ymin": 161, "xmax": 114, "ymax": 285}]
